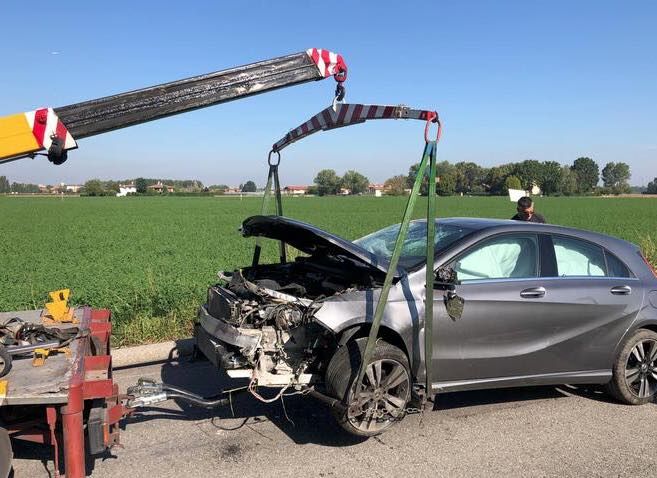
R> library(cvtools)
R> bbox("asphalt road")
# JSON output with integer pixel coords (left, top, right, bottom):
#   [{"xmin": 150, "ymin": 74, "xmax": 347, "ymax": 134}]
[{"xmin": 11, "ymin": 357, "xmax": 657, "ymax": 478}]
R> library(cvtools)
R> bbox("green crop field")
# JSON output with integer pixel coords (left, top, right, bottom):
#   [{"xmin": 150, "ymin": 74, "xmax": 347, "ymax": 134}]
[{"xmin": 1, "ymin": 195, "xmax": 655, "ymax": 345}]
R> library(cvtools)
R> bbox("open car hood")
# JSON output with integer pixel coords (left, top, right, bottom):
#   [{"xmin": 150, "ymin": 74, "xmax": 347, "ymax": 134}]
[{"xmin": 241, "ymin": 215, "xmax": 400, "ymax": 278}]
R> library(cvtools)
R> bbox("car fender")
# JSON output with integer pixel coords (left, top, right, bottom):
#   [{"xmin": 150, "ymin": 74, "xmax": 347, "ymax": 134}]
[{"xmin": 609, "ymin": 306, "xmax": 657, "ymax": 365}]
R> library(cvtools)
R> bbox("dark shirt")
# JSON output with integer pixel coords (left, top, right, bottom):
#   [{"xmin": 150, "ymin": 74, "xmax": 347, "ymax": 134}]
[{"xmin": 511, "ymin": 212, "xmax": 546, "ymax": 223}]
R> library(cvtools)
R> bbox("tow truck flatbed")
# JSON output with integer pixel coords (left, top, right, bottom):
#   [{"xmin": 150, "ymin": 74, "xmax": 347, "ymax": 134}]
[
  {"xmin": 0, "ymin": 309, "xmax": 83, "ymax": 405},
  {"xmin": 0, "ymin": 307, "xmax": 123, "ymax": 478}
]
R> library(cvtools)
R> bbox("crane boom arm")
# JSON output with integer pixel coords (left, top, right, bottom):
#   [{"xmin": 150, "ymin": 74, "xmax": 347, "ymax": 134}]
[{"xmin": 0, "ymin": 48, "xmax": 346, "ymax": 165}]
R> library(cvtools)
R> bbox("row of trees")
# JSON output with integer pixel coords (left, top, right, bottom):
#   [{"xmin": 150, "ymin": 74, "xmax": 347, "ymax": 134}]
[
  {"xmin": 380, "ymin": 157, "xmax": 633, "ymax": 197},
  {"xmin": 313, "ymin": 169, "xmax": 370, "ymax": 196},
  {"xmin": 83, "ymin": 178, "xmax": 206, "ymax": 196},
  {"xmin": 647, "ymin": 178, "xmax": 657, "ymax": 194},
  {"xmin": 0, "ymin": 177, "xmax": 40, "ymax": 194}
]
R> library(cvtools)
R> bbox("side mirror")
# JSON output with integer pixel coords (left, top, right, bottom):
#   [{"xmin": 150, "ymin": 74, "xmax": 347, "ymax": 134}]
[
  {"xmin": 434, "ymin": 266, "xmax": 458, "ymax": 290},
  {"xmin": 434, "ymin": 266, "xmax": 465, "ymax": 320}
]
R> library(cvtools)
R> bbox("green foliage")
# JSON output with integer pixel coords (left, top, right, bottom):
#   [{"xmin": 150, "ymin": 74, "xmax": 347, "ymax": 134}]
[
  {"xmin": 602, "ymin": 162, "xmax": 631, "ymax": 194},
  {"xmin": 513, "ymin": 159, "xmax": 543, "ymax": 191},
  {"xmin": 341, "ymin": 170, "xmax": 369, "ymax": 195},
  {"xmin": 485, "ymin": 164, "xmax": 515, "ymax": 195},
  {"xmin": 646, "ymin": 178, "xmax": 657, "ymax": 195},
  {"xmin": 383, "ymin": 175, "xmax": 407, "ymax": 196},
  {"xmin": 435, "ymin": 161, "xmax": 456, "ymax": 196},
  {"xmin": 454, "ymin": 162, "xmax": 485, "ymax": 194},
  {"xmin": 10, "ymin": 182, "xmax": 40, "ymax": 194},
  {"xmin": 135, "ymin": 178, "xmax": 148, "ymax": 194},
  {"xmin": 559, "ymin": 166, "xmax": 578, "ymax": 196},
  {"xmin": 314, "ymin": 169, "xmax": 342, "ymax": 196},
  {"xmin": 406, "ymin": 161, "xmax": 456, "ymax": 196},
  {"xmin": 2, "ymin": 195, "xmax": 655, "ymax": 345},
  {"xmin": 640, "ymin": 234, "xmax": 657, "ymax": 270},
  {"xmin": 241, "ymin": 180, "xmax": 257, "ymax": 192},
  {"xmin": 0, "ymin": 176, "xmax": 10, "ymax": 193},
  {"xmin": 504, "ymin": 175, "xmax": 522, "ymax": 192},
  {"xmin": 571, "ymin": 157, "xmax": 599, "ymax": 193},
  {"xmin": 407, "ymin": 163, "xmax": 428, "ymax": 195},
  {"xmin": 539, "ymin": 161, "xmax": 563, "ymax": 196},
  {"xmin": 83, "ymin": 179, "xmax": 105, "ymax": 196}
]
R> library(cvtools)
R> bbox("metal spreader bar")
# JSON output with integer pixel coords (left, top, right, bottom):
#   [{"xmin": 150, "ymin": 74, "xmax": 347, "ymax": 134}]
[{"xmin": 272, "ymin": 103, "xmax": 437, "ymax": 152}]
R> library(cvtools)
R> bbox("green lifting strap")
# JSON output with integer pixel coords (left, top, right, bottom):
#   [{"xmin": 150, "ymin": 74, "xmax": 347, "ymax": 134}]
[
  {"xmin": 252, "ymin": 152, "xmax": 286, "ymax": 267},
  {"xmin": 354, "ymin": 140, "xmax": 437, "ymax": 403},
  {"xmin": 424, "ymin": 141, "xmax": 437, "ymax": 395}
]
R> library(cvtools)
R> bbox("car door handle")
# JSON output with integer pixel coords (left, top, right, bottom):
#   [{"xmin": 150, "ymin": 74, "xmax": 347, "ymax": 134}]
[
  {"xmin": 520, "ymin": 286, "xmax": 546, "ymax": 298},
  {"xmin": 610, "ymin": 285, "xmax": 632, "ymax": 295}
]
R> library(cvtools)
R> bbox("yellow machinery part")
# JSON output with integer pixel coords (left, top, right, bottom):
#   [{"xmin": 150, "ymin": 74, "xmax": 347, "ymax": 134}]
[
  {"xmin": 43, "ymin": 289, "xmax": 77, "ymax": 324},
  {"xmin": 32, "ymin": 347, "xmax": 70, "ymax": 367},
  {"xmin": 0, "ymin": 113, "xmax": 40, "ymax": 160}
]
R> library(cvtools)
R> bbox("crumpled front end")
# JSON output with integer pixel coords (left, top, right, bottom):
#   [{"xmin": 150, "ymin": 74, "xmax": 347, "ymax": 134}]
[{"xmin": 194, "ymin": 270, "xmax": 336, "ymax": 387}]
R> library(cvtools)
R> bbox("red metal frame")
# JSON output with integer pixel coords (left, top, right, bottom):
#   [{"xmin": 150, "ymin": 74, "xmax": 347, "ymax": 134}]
[{"xmin": 5, "ymin": 308, "xmax": 129, "ymax": 478}]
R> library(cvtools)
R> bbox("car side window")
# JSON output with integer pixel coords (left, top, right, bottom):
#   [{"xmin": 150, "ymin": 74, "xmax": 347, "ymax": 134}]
[
  {"xmin": 552, "ymin": 236, "xmax": 606, "ymax": 277},
  {"xmin": 454, "ymin": 234, "xmax": 539, "ymax": 282},
  {"xmin": 605, "ymin": 251, "xmax": 631, "ymax": 278}
]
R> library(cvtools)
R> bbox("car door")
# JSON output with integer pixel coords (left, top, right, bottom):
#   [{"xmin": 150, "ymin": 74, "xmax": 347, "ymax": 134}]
[
  {"xmin": 527, "ymin": 234, "xmax": 644, "ymax": 374},
  {"xmin": 432, "ymin": 232, "xmax": 559, "ymax": 381},
  {"xmin": 432, "ymin": 232, "xmax": 644, "ymax": 384}
]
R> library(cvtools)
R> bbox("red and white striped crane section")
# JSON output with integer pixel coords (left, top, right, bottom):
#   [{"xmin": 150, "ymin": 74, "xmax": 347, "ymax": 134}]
[{"xmin": 272, "ymin": 103, "xmax": 438, "ymax": 152}]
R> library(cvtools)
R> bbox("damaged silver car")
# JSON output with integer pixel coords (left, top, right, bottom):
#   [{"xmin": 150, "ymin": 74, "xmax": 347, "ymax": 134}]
[{"xmin": 195, "ymin": 215, "xmax": 657, "ymax": 436}]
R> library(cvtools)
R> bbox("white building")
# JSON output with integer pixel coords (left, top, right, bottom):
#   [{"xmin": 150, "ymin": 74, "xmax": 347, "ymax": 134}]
[
  {"xmin": 117, "ymin": 186, "xmax": 137, "ymax": 197},
  {"xmin": 283, "ymin": 185, "xmax": 309, "ymax": 195}
]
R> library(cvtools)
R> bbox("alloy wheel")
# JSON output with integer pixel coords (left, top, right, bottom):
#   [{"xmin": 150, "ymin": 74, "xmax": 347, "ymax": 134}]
[
  {"xmin": 624, "ymin": 338, "xmax": 657, "ymax": 398},
  {"xmin": 347, "ymin": 358, "xmax": 410, "ymax": 433}
]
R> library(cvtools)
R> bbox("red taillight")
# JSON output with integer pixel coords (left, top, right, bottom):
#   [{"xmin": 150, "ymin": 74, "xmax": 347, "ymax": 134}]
[{"xmin": 640, "ymin": 252, "xmax": 657, "ymax": 278}]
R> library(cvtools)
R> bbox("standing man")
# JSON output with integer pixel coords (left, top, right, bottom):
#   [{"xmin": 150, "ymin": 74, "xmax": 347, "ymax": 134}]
[{"xmin": 511, "ymin": 196, "xmax": 546, "ymax": 223}]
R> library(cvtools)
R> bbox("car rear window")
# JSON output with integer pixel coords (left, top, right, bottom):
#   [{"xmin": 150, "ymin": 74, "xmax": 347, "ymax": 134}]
[
  {"xmin": 605, "ymin": 251, "xmax": 631, "ymax": 278},
  {"xmin": 553, "ymin": 236, "xmax": 606, "ymax": 277},
  {"xmin": 550, "ymin": 235, "xmax": 633, "ymax": 278}
]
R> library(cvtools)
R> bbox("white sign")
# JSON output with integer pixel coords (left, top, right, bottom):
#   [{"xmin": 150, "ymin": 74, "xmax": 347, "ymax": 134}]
[{"xmin": 508, "ymin": 188, "xmax": 526, "ymax": 203}]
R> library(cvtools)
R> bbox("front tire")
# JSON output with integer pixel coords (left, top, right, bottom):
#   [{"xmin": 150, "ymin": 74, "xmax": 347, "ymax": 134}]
[
  {"xmin": 606, "ymin": 329, "xmax": 657, "ymax": 405},
  {"xmin": 325, "ymin": 338, "xmax": 411, "ymax": 437}
]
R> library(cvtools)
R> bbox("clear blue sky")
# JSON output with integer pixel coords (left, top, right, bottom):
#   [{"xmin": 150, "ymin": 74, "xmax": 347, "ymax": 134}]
[{"xmin": 2, "ymin": 1, "xmax": 656, "ymax": 187}]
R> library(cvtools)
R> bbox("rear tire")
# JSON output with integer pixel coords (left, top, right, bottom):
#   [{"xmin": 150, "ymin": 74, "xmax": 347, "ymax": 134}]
[
  {"xmin": 325, "ymin": 337, "xmax": 411, "ymax": 437},
  {"xmin": 606, "ymin": 329, "xmax": 657, "ymax": 405}
]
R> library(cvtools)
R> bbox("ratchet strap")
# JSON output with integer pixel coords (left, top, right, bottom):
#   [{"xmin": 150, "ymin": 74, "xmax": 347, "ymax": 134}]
[
  {"xmin": 354, "ymin": 135, "xmax": 439, "ymax": 403},
  {"xmin": 252, "ymin": 150, "xmax": 285, "ymax": 267}
]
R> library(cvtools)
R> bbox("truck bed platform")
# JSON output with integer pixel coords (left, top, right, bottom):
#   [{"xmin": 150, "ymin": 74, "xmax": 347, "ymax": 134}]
[
  {"xmin": 0, "ymin": 309, "xmax": 85, "ymax": 406},
  {"xmin": 0, "ymin": 307, "xmax": 124, "ymax": 478}
]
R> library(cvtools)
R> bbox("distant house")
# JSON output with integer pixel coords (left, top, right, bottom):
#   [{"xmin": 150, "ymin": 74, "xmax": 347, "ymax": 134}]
[
  {"xmin": 368, "ymin": 183, "xmax": 385, "ymax": 197},
  {"xmin": 283, "ymin": 185, "xmax": 309, "ymax": 195},
  {"xmin": 117, "ymin": 184, "xmax": 137, "ymax": 197},
  {"xmin": 65, "ymin": 184, "xmax": 82, "ymax": 193},
  {"xmin": 223, "ymin": 186, "xmax": 242, "ymax": 195},
  {"xmin": 147, "ymin": 181, "xmax": 174, "ymax": 193}
]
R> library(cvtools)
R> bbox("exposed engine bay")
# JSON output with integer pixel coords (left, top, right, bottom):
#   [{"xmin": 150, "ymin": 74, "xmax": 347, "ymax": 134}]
[{"xmin": 197, "ymin": 252, "xmax": 385, "ymax": 389}]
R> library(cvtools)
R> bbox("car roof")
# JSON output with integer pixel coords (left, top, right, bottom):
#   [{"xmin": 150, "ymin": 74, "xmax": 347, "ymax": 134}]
[{"xmin": 422, "ymin": 217, "xmax": 639, "ymax": 253}]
